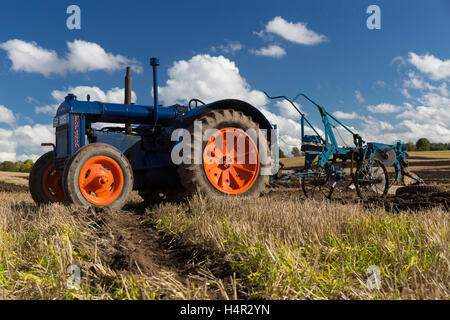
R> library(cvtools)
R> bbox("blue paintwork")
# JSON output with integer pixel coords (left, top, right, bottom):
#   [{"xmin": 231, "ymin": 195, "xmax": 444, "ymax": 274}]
[
  {"xmin": 266, "ymin": 91, "xmax": 423, "ymax": 189},
  {"xmin": 51, "ymin": 60, "xmax": 275, "ymax": 192}
]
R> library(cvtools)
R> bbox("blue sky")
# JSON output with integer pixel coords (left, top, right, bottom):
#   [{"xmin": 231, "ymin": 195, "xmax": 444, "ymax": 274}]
[{"xmin": 0, "ymin": 0, "xmax": 449, "ymax": 160}]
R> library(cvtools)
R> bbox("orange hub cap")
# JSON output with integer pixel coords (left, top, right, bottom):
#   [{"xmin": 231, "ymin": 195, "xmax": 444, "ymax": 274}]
[
  {"xmin": 79, "ymin": 156, "xmax": 124, "ymax": 206},
  {"xmin": 43, "ymin": 165, "xmax": 66, "ymax": 203},
  {"xmin": 203, "ymin": 128, "xmax": 260, "ymax": 195}
]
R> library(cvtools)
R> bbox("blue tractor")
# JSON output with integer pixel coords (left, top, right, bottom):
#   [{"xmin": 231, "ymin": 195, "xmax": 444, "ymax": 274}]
[
  {"xmin": 29, "ymin": 58, "xmax": 274, "ymax": 209},
  {"xmin": 29, "ymin": 57, "xmax": 423, "ymax": 209}
]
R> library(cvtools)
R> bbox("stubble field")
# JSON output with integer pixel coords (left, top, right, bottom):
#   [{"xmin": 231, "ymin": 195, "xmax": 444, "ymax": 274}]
[{"xmin": 0, "ymin": 152, "xmax": 448, "ymax": 300}]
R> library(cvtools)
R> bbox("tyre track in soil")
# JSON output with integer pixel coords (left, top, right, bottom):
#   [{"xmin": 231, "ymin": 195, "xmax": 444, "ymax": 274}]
[
  {"xmin": 0, "ymin": 181, "xmax": 28, "ymax": 193},
  {"xmin": 74, "ymin": 203, "xmax": 236, "ymax": 298}
]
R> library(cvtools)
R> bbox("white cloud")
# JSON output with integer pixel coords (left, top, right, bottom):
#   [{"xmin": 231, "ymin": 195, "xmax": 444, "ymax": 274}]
[
  {"xmin": 36, "ymin": 86, "xmax": 137, "ymax": 115},
  {"xmin": 158, "ymin": 54, "xmax": 268, "ymax": 107},
  {"xmin": 250, "ymin": 45, "xmax": 286, "ymax": 58},
  {"xmin": 333, "ymin": 111, "xmax": 359, "ymax": 120},
  {"xmin": 261, "ymin": 16, "xmax": 326, "ymax": 45},
  {"xmin": 211, "ymin": 40, "xmax": 243, "ymax": 54},
  {"xmin": 366, "ymin": 103, "xmax": 402, "ymax": 114},
  {"xmin": 0, "ymin": 39, "xmax": 142, "ymax": 76},
  {"xmin": 25, "ymin": 97, "xmax": 40, "ymax": 105},
  {"xmin": 274, "ymin": 100, "xmax": 303, "ymax": 119},
  {"xmin": 358, "ymin": 52, "xmax": 450, "ymax": 144},
  {"xmin": 35, "ymin": 104, "xmax": 59, "ymax": 115},
  {"xmin": 408, "ymin": 52, "xmax": 450, "ymax": 81},
  {"xmin": 354, "ymin": 90, "xmax": 365, "ymax": 103},
  {"xmin": 374, "ymin": 80, "xmax": 387, "ymax": 88},
  {"xmin": 0, "ymin": 105, "xmax": 16, "ymax": 125},
  {"xmin": 157, "ymin": 54, "xmax": 318, "ymax": 155},
  {"xmin": 0, "ymin": 124, "xmax": 54, "ymax": 162}
]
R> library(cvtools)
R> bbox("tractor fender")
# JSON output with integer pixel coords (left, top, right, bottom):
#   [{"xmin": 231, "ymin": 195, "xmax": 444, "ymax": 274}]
[{"xmin": 179, "ymin": 99, "xmax": 274, "ymax": 140}]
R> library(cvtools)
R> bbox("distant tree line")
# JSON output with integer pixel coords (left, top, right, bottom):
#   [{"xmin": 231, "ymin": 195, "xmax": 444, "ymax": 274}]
[
  {"xmin": 406, "ymin": 138, "xmax": 449, "ymax": 152},
  {"xmin": 281, "ymin": 137, "xmax": 448, "ymax": 158},
  {"xmin": 0, "ymin": 160, "xmax": 34, "ymax": 173}
]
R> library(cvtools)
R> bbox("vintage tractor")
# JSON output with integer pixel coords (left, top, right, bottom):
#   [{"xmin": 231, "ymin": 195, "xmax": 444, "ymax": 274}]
[{"xmin": 29, "ymin": 58, "xmax": 275, "ymax": 209}]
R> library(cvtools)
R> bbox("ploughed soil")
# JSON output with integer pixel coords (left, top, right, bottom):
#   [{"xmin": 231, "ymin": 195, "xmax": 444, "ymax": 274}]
[
  {"xmin": 268, "ymin": 155, "xmax": 450, "ymax": 212},
  {"xmin": 0, "ymin": 181, "xmax": 28, "ymax": 193},
  {"xmin": 364, "ymin": 191, "xmax": 450, "ymax": 212},
  {"xmin": 71, "ymin": 203, "xmax": 236, "ymax": 298}
]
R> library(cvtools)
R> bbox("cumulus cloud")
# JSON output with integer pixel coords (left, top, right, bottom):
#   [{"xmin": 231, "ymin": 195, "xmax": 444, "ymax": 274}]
[
  {"xmin": 259, "ymin": 16, "xmax": 326, "ymax": 45},
  {"xmin": 275, "ymin": 100, "xmax": 302, "ymax": 118},
  {"xmin": 366, "ymin": 103, "xmax": 403, "ymax": 114},
  {"xmin": 158, "ymin": 54, "xmax": 268, "ymax": 107},
  {"xmin": 250, "ymin": 45, "xmax": 286, "ymax": 58},
  {"xmin": 0, "ymin": 105, "xmax": 16, "ymax": 125},
  {"xmin": 333, "ymin": 111, "xmax": 360, "ymax": 120},
  {"xmin": 360, "ymin": 51, "xmax": 450, "ymax": 144},
  {"xmin": 35, "ymin": 86, "xmax": 137, "ymax": 115},
  {"xmin": 0, "ymin": 39, "xmax": 142, "ymax": 76},
  {"xmin": 408, "ymin": 52, "xmax": 450, "ymax": 81},
  {"xmin": 0, "ymin": 123, "xmax": 54, "ymax": 162},
  {"xmin": 158, "ymin": 54, "xmax": 317, "ymax": 155}
]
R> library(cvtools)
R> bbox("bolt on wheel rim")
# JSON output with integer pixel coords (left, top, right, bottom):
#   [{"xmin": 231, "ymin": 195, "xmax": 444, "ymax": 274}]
[
  {"xmin": 78, "ymin": 156, "xmax": 124, "ymax": 205},
  {"xmin": 43, "ymin": 164, "xmax": 66, "ymax": 203},
  {"xmin": 203, "ymin": 128, "xmax": 260, "ymax": 195}
]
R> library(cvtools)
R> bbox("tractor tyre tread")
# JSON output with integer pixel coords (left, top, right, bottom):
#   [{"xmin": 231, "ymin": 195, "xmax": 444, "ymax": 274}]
[
  {"xmin": 63, "ymin": 143, "xmax": 133, "ymax": 209},
  {"xmin": 29, "ymin": 151, "xmax": 54, "ymax": 204},
  {"xmin": 178, "ymin": 108, "xmax": 270, "ymax": 197}
]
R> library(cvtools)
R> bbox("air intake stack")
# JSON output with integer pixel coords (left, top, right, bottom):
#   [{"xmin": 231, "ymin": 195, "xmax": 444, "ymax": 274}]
[{"xmin": 124, "ymin": 66, "xmax": 132, "ymax": 133}]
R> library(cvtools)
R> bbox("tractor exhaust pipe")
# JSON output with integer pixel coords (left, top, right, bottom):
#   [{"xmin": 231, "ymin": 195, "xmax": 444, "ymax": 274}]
[
  {"xmin": 124, "ymin": 67, "xmax": 132, "ymax": 133},
  {"xmin": 124, "ymin": 67, "xmax": 132, "ymax": 105},
  {"xmin": 150, "ymin": 57, "xmax": 160, "ymax": 131}
]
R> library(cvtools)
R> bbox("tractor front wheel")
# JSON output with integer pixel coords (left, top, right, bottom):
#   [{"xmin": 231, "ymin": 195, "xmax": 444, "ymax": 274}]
[
  {"xmin": 29, "ymin": 151, "xmax": 67, "ymax": 204},
  {"xmin": 63, "ymin": 143, "xmax": 133, "ymax": 209}
]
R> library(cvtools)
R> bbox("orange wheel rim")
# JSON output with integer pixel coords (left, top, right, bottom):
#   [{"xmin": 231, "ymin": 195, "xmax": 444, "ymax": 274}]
[
  {"xmin": 43, "ymin": 165, "xmax": 66, "ymax": 203},
  {"xmin": 203, "ymin": 128, "xmax": 260, "ymax": 195},
  {"xmin": 79, "ymin": 156, "xmax": 124, "ymax": 206}
]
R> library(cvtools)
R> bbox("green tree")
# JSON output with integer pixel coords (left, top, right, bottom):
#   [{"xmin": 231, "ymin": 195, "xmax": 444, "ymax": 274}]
[
  {"xmin": 406, "ymin": 142, "xmax": 416, "ymax": 152},
  {"xmin": 15, "ymin": 161, "xmax": 24, "ymax": 172},
  {"xmin": 416, "ymin": 138, "xmax": 430, "ymax": 151},
  {"xmin": 23, "ymin": 159, "xmax": 34, "ymax": 172},
  {"xmin": 0, "ymin": 161, "xmax": 18, "ymax": 172},
  {"xmin": 292, "ymin": 147, "xmax": 301, "ymax": 157},
  {"xmin": 279, "ymin": 148, "xmax": 287, "ymax": 159}
]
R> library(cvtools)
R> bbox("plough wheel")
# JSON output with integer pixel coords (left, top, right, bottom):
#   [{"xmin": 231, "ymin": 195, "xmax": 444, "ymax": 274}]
[
  {"xmin": 355, "ymin": 158, "xmax": 389, "ymax": 199},
  {"xmin": 178, "ymin": 108, "xmax": 270, "ymax": 197},
  {"xmin": 301, "ymin": 167, "xmax": 333, "ymax": 199}
]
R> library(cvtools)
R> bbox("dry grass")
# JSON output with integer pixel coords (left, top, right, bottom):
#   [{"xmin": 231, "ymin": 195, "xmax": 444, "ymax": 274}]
[
  {"xmin": 0, "ymin": 172, "xmax": 29, "ymax": 187},
  {"xmin": 0, "ymin": 191, "xmax": 235, "ymax": 300},
  {"xmin": 150, "ymin": 195, "xmax": 449, "ymax": 300},
  {"xmin": 0, "ymin": 171, "xmax": 448, "ymax": 300}
]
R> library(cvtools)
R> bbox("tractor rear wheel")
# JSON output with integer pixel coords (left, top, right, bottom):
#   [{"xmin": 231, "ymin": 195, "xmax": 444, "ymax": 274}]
[
  {"xmin": 29, "ymin": 151, "xmax": 67, "ymax": 204},
  {"xmin": 63, "ymin": 143, "xmax": 133, "ymax": 209},
  {"xmin": 178, "ymin": 109, "xmax": 270, "ymax": 197}
]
